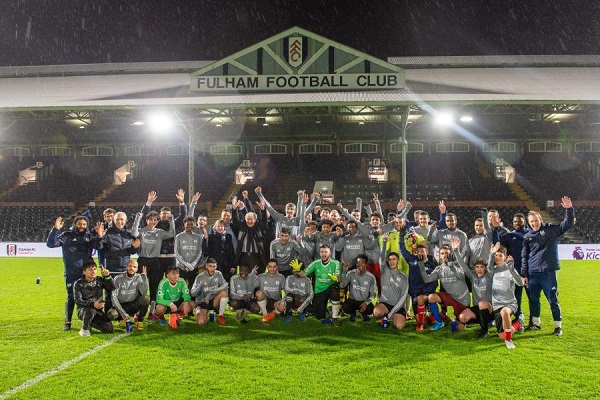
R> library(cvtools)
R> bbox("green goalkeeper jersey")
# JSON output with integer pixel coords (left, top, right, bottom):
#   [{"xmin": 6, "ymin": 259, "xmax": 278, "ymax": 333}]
[
  {"xmin": 156, "ymin": 278, "xmax": 191, "ymax": 306},
  {"xmin": 305, "ymin": 258, "xmax": 342, "ymax": 294}
]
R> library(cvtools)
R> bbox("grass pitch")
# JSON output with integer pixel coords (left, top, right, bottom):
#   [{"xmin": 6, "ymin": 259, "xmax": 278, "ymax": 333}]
[{"xmin": 1, "ymin": 258, "xmax": 599, "ymax": 399}]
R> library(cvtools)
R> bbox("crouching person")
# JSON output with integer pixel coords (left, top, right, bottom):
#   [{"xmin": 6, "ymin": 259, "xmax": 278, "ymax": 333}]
[
  {"xmin": 107, "ymin": 260, "xmax": 150, "ymax": 331},
  {"xmin": 255, "ymin": 259, "xmax": 286, "ymax": 323},
  {"xmin": 74, "ymin": 260, "xmax": 115, "ymax": 337},
  {"xmin": 283, "ymin": 259, "xmax": 314, "ymax": 323},
  {"xmin": 154, "ymin": 265, "xmax": 193, "ymax": 328},
  {"xmin": 230, "ymin": 265, "xmax": 260, "ymax": 323},
  {"xmin": 191, "ymin": 258, "xmax": 229, "ymax": 325}
]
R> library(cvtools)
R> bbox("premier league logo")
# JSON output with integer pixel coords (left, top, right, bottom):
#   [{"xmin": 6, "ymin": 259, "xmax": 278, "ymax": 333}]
[
  {"xmin": 7, "ymin": 244, "xmax": 17, "ymax": 257},
  {"xmin": 572, "ymin": 246, "xmax": 584, "ymax": 260},
  {"xmin": 287, "ymin": 36, "xmax": 303, "ymax": 68}
]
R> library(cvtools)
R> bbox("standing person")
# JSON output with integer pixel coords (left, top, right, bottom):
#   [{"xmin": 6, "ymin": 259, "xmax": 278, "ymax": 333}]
[
  {"xmin": 255, "ymin": 186, "xmax": 317, "ymax": 238},
  {"xmin": 334, "ymin": 220, "xmax": 376, "ymax": 270},
  {"xmin": 207, "ymin": 219, "xmax": 236, "ymax": 283},
  {"xmin": 499, "ymin": 212, "xmax": 529, "ymax": 331},
  {"xmin": 304, "ymin": 244, "xmax": 342, "ymax": 326},
  {"xmin": 232, "ymin": 199, "xmax": 269, "ymax": 271},
  {"xmin": 522, "ymin": 196, "xmax": 574, "ymax": 336},
  {"xmin": 106, "ymin": 260, "xmax": 150, "ymax": 331},
  {"xmin": 174, "ymin": 216, "xmax": 205, "ymax": 291},
  {"xmin": 73, "ymin": 260, "xmax": 115, "ymax": 337},
  {"xmin": 269, "ymin": 227, "xmax": 309, "ymax": 277},
  {"xmin": 191, "ymin": 258, "xmax": 229, "ymax": 325},
  {"xmin": 141, "ymin": 189, "xmax": 189, "ymax": 296},
  {"xmin": 487, "ymin": 209, "xmax": 510, "ymax": 244},
  {"xmin": 340, "ymin": 255, "xmax": 377, "ymax": 322},
  {"xmin": 46, "ymin": 215, "xmax": 103, "ymax": 331},
  {"xmin": 95, "ymin": 212, "xmax": 140, "ymax": 312},
  {"xmin": 97, "ymin": 208, "xmax": 116, "ymax": 266},
  {"xmin": 431, "ymin": 213, "xmax": 468, "ymax": 255},
  {"xmin": 131, "ymin": 210, "xmax": 175, "ymax": 303},
  {"xmin": 374, "ymin": 236, "xmax": 410, "ymax": 331},
  {"xmin": 303, "ymin": 219, "xmax": 338, "ymax": 261}
]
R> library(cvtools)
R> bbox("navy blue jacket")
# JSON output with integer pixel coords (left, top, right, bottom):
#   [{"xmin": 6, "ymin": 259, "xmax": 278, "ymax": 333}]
[
  {"xmin": 46, "ymin": 228, "xmax": 101, "ymax": 276},
  {"xmin": 499, "ymin": 227, "xmax": 529, "ymax": 276},
  {"xmin": 521, "ymin": 208, "xmax": 574, "ymax": 276}
]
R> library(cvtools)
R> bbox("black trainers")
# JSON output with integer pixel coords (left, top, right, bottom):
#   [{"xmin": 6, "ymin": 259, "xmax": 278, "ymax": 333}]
[
  {"xmin": 477, "ymin": 330, "xmax": 489, "ymax": 339},
  {"xmin": 528, "ymin": 323, "xmax": 541, "ymax": 331},
  {"xmin": 63, "ymin": 322, "xmax": 72, "ymax": 331},
  {"xmin": 553, "ymin": 327, "xmax": 563, "ymax": 336}
]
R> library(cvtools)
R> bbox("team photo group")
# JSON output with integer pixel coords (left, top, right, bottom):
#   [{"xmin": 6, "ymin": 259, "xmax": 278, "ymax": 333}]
[{"xmin": 47, "ymin": 186, "xmax": 575, "ymax": 350}]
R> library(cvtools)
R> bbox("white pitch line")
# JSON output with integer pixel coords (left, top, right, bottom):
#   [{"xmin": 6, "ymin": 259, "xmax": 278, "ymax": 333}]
[{"xmin": 0, "ymin": 333, "xmax": 128, "ymax": 399}]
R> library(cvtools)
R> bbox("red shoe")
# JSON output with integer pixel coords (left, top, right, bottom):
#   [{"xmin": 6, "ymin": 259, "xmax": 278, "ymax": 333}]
[
  {"xmin": 262, "ymin": 311, "xmax": 276, "ymax": 323},
  {"xmin": 169, "ymin": 313, "xmax": 179, "ymax": 329},
  {"xmin": 416, "ymin": 324, "xmax": 424, "ymax": 332},
  {"xmin": 217, "ymin": 315, "xmax": 226, "ymax": 325}
]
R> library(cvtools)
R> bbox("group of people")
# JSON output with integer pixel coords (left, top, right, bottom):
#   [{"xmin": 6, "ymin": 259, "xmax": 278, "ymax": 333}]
[{"xmin": 47, "ymin": 187, "xmax": 575, "ymax": 349}]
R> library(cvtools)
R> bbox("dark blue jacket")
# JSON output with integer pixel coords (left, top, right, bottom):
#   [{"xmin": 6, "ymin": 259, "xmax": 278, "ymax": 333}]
[
  {"xmin": 99, "ymin": 227, "xmax": 138, "ymax": 272},
  {"xmin": 521, "ymin": 208, "xmax": 574, "ymax": 276},
  {"xmin": 499, "ymin": 227, "xmax": 529, "ymax": 276},
  {"xmin": 46, "ymin": 228, "xmax": 100, "ymax": 276},
  {"xmin": 399, "ymin": 239, "xmax": 438, "ymax": 297}
]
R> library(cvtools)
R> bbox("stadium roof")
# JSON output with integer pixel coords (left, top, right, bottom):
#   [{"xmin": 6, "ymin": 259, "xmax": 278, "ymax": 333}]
[{"xmin": 1, "ymin": 27, "xmax": 600, "ymax": 139}]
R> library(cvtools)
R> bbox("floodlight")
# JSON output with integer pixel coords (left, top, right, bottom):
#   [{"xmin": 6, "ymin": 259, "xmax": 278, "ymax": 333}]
[
  {"xmin": 436, "ymin": 112, "xmax": 453, "ymax": 125},
  {"xmin": 148, "ymin": 113, "xmax": 173, "ymax": 132},
  {"xmin": 460, "ymin": 115, "xmax": 473, "ymax": 122}
]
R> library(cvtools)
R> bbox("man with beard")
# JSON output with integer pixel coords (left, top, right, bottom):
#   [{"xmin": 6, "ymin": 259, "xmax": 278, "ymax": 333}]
[
  {"xmin": 107, "ymin": 259, "xmax": 150, "ymax": 331},
  {"xmin": 47, "ymin": 215, "xmax": 104, "ymax": 331}
]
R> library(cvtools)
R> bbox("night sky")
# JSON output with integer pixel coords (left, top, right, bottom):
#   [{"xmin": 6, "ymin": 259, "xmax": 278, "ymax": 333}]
[{"xmin": 1, "ymin": 0, "xmax": 600, "ymax": 66}]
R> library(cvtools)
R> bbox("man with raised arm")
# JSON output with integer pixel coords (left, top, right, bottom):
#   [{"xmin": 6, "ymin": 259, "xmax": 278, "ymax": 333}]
[
  {"xmin": 47, "ymin": 215, "xmax": 103, "ymax": 330},
  {"xmin": 131, "ymin": 210, "xmax": 175, "ymax": 303},
  {"xmin": 522, "ymin": 196, "xmax": 574, "ymax": 336}
]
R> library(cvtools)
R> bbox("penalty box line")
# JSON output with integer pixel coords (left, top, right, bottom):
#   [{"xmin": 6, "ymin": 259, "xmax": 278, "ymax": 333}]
[{"xmin": 0, "ymin": 333, "xmax": 128, "ymax": 399}]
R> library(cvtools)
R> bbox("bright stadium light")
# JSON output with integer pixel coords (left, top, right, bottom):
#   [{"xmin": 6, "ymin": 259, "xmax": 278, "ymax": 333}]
[
  {"xmin": 148, "ymin": 112, "xmax": 174, "ymax": 133},
  {"xmin": 460, "ymin": 115, "xmax": 473, "ymax": 122},
  {"xmin": 436, "ymin": 112, "xmax": 454, "ymax": 125}
]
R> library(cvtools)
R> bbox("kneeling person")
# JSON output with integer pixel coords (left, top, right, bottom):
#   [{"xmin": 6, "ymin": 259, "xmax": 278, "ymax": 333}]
[
  {"xmin": 74, "ymin": 260, "xmax": 115, "ymax": 337},
  {"xmin": 230, "ymin": 265, "xmax": 260, "ymax": 323},
  {"xmin": 191, "ymin": 258, "xmax": 229, "ymax": 325},
  {"xmin": 107, "ymin": 260, "xmax": 150, "ymax": 331},
  {"xmin": 155, "ymin": 265, "xmax": 193, "ymax": 328},
  {"xmin": 304, "ymin": 245, "xmax": 342, "ymax": 326},
  {"xmin": 283, "ymin": 259, "xmax": 314, "ymax": 323},
  {"xmin": 341, "ymin": 254, "xmax": 376, "ymax": 322},
  {"xmin": 255, "ymin": 259, "xmax": 286, "ymax": 323},
  {"xmin": 374, "ymin": 236, "xmax": 410, "ymax": 330}
]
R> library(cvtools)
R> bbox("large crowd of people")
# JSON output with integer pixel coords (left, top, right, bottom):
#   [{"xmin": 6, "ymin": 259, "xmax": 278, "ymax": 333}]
[{"xmin": 47, "ymin": 187, "xmax": 575, "ymax": 350}]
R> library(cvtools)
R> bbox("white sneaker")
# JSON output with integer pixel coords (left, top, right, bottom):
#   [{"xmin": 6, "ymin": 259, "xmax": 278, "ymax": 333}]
[
  {"xmin": 79, "ymin": 328, "xmax": 91, "ymax": 337},
  {"xmin": 505, "ymin": 340, "xmax": 516, "ymax": 349}
]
